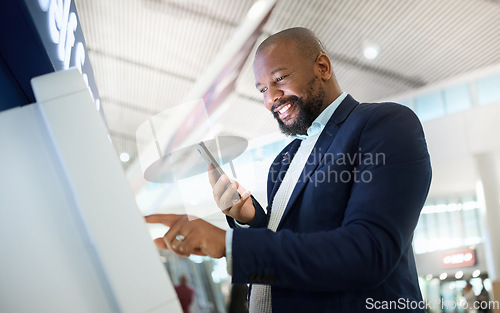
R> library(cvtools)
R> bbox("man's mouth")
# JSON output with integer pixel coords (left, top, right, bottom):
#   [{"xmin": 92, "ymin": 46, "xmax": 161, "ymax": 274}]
[{"xmin": 275, "ymin": 103, "xmax": 293, "ymax": 120}]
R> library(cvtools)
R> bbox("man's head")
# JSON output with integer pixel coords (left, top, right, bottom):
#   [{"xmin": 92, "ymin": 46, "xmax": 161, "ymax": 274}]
[{"xmin": 253, "ymin": 27, "xmax": 341, "ymax": 136}]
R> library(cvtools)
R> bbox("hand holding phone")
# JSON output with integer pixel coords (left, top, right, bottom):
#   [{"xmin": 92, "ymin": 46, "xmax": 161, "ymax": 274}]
[
  {"xmin": 197, "ymin": 141, "xmax": 256, "ymax": 224},
  {"xmin": 197, "ymin": 142, "xmax": 241, "ymax": 201}
]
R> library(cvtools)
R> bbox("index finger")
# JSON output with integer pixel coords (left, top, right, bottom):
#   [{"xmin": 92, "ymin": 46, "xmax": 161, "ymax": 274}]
[{"xmin": 144, "ymin": 214, "xmax": 185, "ymax": 227}]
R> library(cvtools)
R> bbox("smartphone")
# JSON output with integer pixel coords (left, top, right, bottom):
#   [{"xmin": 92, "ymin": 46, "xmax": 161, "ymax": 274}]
[{"xmin": 197, "ymin": 141, "xmax": 241, "ymax": 200}]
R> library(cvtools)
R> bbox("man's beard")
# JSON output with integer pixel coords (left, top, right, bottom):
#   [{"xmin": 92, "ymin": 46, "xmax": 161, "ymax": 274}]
[{"xmin": 272, "ymin": 80, "xmax": 325, "ymax": 136}]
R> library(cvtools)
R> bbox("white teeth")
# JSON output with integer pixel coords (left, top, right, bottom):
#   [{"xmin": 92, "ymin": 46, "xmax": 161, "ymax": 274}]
[{"xmin": 279, "ymin": 104, "xmax": 291, "ymax": 114}]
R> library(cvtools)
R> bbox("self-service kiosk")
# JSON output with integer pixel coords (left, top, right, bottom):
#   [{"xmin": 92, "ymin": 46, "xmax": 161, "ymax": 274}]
[{"xmin": 0, "ymin": 68, "xmax": 182, "ymax": 313}]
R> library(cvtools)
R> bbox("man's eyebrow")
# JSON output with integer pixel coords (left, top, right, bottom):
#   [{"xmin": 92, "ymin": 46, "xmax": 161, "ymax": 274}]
[
  {"xmin": 255, "ymin": 67, "xmax": 288, "ymax": 88},
  {"xmin": 270, "ymin": 67, "xmax": 287, "ymax": 76}
]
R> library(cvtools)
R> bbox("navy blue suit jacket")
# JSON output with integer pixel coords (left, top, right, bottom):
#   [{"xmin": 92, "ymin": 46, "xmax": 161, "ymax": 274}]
[{"xmin": 228, "ymin": 95, "xmax": 432, "ymax": 312}]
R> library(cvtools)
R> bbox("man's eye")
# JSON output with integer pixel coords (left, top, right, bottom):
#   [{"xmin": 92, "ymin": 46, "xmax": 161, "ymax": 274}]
[
  {"xmin": 260, "ymin": 87, "xmax": 268, "ymax": 93},
  {"xmin": 276, "ymin": 75, "xmax": 288, "ymax": 82}
]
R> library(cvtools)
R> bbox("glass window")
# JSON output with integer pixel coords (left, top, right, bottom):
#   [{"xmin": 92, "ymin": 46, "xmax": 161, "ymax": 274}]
[
  {"xmin": 436, "ymin": 212, "xmax": 451, "ymax": 245},
  {"xmin": 413, "ymin": 214, "xmax": 429, "ymax": 254},
  {"xmin": 415, "ymin": 91, "xmax": 446, "ymax": 121},
  {"xmin": 425, "ymin": 212, "xmax": 440, "ymax": 250},
  {"xmin": 476, "ymin": 73, "xmax": 500, "ymax": 106},
  {"xmin": 444, "ymin": 83, "xmax": 472, "ymax": 114},
  {"xmin": 447, "ymin": 211, "xmax": 461, "ymax": 239},
  {"xmin": 462, "ymin": 208, "xmax": 480, "ymax": 239},
  {"xmin": 416, "ymin": 198, "xmax": 482, "ymax": 253}
]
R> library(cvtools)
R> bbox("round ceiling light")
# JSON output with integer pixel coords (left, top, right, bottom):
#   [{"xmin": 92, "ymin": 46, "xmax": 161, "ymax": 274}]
[{"xmin": 363, "ymin": 41, "xmax": 380, "ymax": 60}]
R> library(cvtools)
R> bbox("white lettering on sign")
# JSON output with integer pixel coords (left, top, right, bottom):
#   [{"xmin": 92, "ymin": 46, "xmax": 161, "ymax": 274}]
[
  {"xmin": 47, "ymin": 0, "xmax": 61, "ymax": 44},
  {"xmin": 38, "ymin": 0, "xmax": 76, "ymax": 67},
  {"xmin": 63, "ymin": 12, "xmax": 77, "ymax": 69},
  {"xmin": 37, "ymin": 0, "xmax": 99, "ymax": 108},
  {"xmin": 74, "ymin": 41, "xmax": 85, "ymax": 72},
  {"xmin": 38, "ymin": 0, "xmax": 50, "ymax": 12}
]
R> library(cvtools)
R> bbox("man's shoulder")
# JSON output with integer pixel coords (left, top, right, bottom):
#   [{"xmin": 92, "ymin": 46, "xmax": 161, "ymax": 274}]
[
  {"xmin": 348, "ymin": 100, "xmax": 419, "ymax": 124},
  {"xmin": 333, "ymin": 95, "xmax": 417, "ymax": 126},
  {"xmin": 355, "ymin": 100, "xmax": 412, "ymax": 114}
]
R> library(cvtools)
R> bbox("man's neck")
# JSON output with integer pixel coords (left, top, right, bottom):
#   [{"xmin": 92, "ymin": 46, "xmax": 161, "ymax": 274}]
[{"xmin": 318, "ymin": 90, "xmax": 343, "ymax": 115}]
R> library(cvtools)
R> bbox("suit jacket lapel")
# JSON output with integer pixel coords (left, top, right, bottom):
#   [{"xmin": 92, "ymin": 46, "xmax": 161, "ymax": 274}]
[
  {"xmin": 268, "ymin": 139, "xmax": 301, "ymax": 207},
  {"xmin": 277, "ymin": 95, "xmax": 359, "ymax": 227}
]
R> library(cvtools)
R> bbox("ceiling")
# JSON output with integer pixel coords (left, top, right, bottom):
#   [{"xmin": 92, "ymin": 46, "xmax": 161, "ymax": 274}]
[{"xmin": 74, "ymin": 0, "xmax": 500, "ymax": 172}]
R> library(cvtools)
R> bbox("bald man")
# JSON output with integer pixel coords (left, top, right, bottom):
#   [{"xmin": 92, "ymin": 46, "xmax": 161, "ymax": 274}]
[{"xmin": 146, "ymin": 27, "xmax": 432, "ymax": 312}]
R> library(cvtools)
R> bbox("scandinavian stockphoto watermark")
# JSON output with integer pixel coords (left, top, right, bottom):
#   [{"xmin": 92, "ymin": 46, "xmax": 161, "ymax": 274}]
[
  {"xmin": 270, "ymin": 147, "xmax": 386, "ymax": 186},
  {"xmin": 365, "ymin": 297, "xmax": 500, "ymax": 311}
]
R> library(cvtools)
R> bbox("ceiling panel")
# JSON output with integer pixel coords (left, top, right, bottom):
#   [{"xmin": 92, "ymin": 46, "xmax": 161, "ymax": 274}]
[
  {"xmin": 90, "ymin": 51, "xmax": 194, "ymax": 112},
  {"xmin": 78, "ymin": 0, "xmax": 254, "ymax": 78},
  {"xmin": 101, "ymin": 101, "xmax": 152, "ymax": 138},
  {"xmin": 75, "ymin": 0, "xmax": 500, "ymax": 170},
  {"xmin": 213, "ymin": 93, "xmax": 280, "ymax": 139}
]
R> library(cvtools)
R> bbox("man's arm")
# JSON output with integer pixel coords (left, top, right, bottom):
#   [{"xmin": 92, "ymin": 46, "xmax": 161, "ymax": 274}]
[
  {"xmin": 145, "ymin": 104, "xmax": 431, "ymax": 293},
  {"xmin": 145, "ymin": 214, "xmax": 226, "ymax": 259},
  {"xmin": 144, "ymin": 165, "xmax": 270, "ymax": 260}
]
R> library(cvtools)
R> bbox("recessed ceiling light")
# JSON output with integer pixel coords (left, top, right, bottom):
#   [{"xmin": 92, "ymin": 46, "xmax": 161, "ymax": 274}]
[
  {"xmin": 120, "ymin": 152, "xmax": 130, "ymax": 163},
  {"xmin": 363, "ymin": 41, "xmax": 380, "ymax": 60}
]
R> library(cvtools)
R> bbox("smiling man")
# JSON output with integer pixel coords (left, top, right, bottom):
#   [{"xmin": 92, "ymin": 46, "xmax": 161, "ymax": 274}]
[
  {"xmin": 254, "ymin": 28, "xmax": 336, "ymax": 137},
  {"xmin": 146, "ymin": 27, "xmax": 432, "ymax": 312}
]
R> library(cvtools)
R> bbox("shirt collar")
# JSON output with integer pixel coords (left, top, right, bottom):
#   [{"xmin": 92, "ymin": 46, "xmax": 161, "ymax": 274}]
[{"xmin": 295, "ymin": 92, "xmax": 347, "ymax": 140}]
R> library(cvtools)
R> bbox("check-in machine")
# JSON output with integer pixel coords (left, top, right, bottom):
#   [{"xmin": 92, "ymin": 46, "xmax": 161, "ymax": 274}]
[{"xmin": 0, "ymin": 69, "xmax": 182, "ymax": 313}]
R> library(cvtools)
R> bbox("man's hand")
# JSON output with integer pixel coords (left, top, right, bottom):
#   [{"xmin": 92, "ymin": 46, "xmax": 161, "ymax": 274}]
[
  {"xmin": 208, "ymin": 164, "xmax": 256, "ymax": 224},
  {"xmin": 145, "ymin": 214, "xmax": 226, "ymax": 258}
]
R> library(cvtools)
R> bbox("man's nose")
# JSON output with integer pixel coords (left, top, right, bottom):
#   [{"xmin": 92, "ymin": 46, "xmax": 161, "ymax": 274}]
[{"xmin": 265, "ymin": 87, "xmax": 283, "ymax": 111}]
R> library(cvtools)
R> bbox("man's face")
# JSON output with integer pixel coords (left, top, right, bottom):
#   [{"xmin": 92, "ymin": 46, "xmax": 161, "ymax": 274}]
[{"xmin": 253, "ymin": 41, "xmax": 325, "ymax": 136}]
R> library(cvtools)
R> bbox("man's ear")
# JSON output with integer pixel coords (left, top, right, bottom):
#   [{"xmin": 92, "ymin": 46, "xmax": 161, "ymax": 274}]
[{"xmin": 315, "ymin": 54, "xmax": 333, "ymax": 81}]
